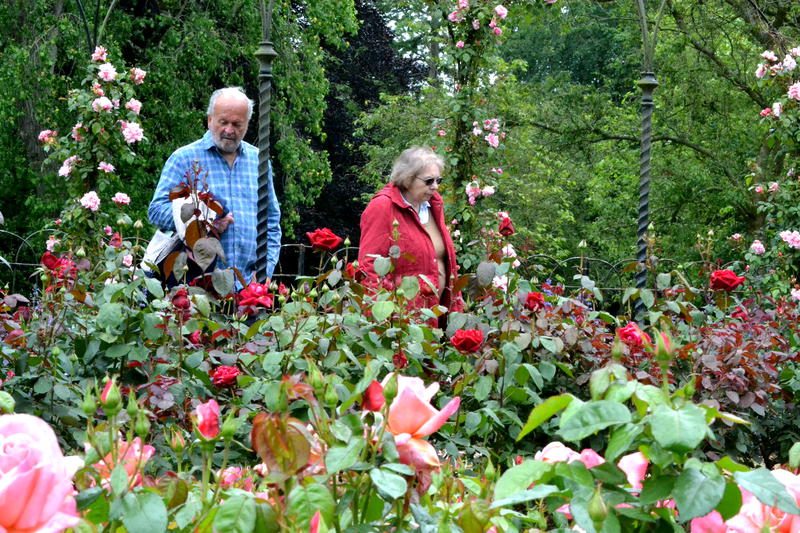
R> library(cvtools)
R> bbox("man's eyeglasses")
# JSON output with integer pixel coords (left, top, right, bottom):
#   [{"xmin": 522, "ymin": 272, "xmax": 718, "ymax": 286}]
[{"xmin": 415, "ymin": 176, "xmax": 444, "ymax": 187}]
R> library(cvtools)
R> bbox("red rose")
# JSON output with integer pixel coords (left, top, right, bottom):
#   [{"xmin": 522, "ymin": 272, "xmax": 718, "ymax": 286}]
[
  {"xmin": 306, "ymin": 227, "xmax": 344, "ymax": 252},
  {"xmin": 172, "ymin": 288, "xmax": 191, "ymax": 310},
  {"xmin": 211, "ymin": 366, "xmax": 240, "ymax": 387},
  {"xmin": 109, "ymin": 232, "xmax": 122, "ymax": 248},
  {"xmin": 451, "ymin": 329, "xmax": 484, "ymax": 353},
  {"xmin": 617, "ymin": 322, "xmax": 651, "ymax": 348},
  {"xmin": 499, "ymin": 217, "xmax": 515, "ymax": 237},
  {"xmin": 362, "ymin": 380, "xmax": 385, "ymax": 411},
  {"xmin": 188, "ymin": 330, "xmax": 204, "ymax": 345},
  {"xmin": 41, "ymin": 252, "xmax": 60, "ymax": 270},
  {"xmin": 710, "ymin": 269, "xmax": 746, "ymax": 291},
  {"xmin": 524, "ymin": 291, "xmax": 545, "ymax": 312},
  {"xmin": 237, "ymin": 282, "xmax": 274, "ymax": 312},
  {"xmin": 393, "ymin": 350, "xmax": 408, "ymax": 369}
]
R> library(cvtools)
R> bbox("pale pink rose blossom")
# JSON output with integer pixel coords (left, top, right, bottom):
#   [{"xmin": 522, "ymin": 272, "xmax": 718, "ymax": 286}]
[
  {"xmin": 92, "ymin": 96, "xmax": 113, "ymax": 112},
  {"xmin": 38, "ymin": 129, "xmax": 57, "ymax": 144},
  {"xmin": 489, "ymin": 19, "xmax": 497, "ymax": 28},
  {"xmin": 724, "ymin": 469, "xmax": 800, "ymax": 533},
  {"xmin": 448, "ymin": 10, "xmax": 462, "ymax": 22},
  {"xmin": 485, "ymin": 133, "xmax": 500, "ymax": 148},
  {"xmin": 792, "ymin": 47, "xmax": 800, "ymax": 57},
  {"xmin": 458, "ymin": 0, "xmax": 469, "ymax": 8},
  {"xmin": 456, "ymin": 41, "xmax": 465, "ymax": 49},
  {"xmin": 453, "ymin": 229, "xmax": 461, "ymax": 238},
  {"xmin": 760, "ymin": 108, "xmax": 772, "ymax": 117},
  {"xmin": 112, "ymin": 98, "xmax": 120, "ymax": 109},
  {"xmin": 780, "ymin": 230, "xmax": 800, "ymax": 249},
  {"xmin": 472, "ymin": 127, "xmax": 482, "ymax": 136},
  {"xmin": 438, "ymin": 129, "xmax": 447, "ymax": 136},
  {"xmin": 784, "ymin": 54, "xmax": 797, "ymax": 71},
  {"xmin": 91, "ymin": 46, "xmax": 108, "ymax": 62},
  {"xmin": 788, "ymin": 82, "xmax": 800, "ymax": 101},
  {"xmin": 731, "ymin": 233, "xmax": 742, "ymax": 241},
  {"xmin": 103, "ymin": 226, "xmax": 113, "ymax": 236},
  {"xmin": 501, "ymin": 243, "xmax": 516, "ymax": 257},
  {"xmin": 750, "ymin": 240, "xmax": 765, "ymax": 255},
  {"xmin": 534, "ymin": 442, "xmax": 581, "ymax": 463},
  {"xmin": 494, "ymin": 5, "xmax": 508, "ymax": 19},
  {"xmin": 481, "ymin": 185, "xmax": 496, "ymax": 197},
  {"xmin": 0, "ymin": 414, "xmax": 83, "ymax": 533},
  {"xmin": 791, "ymin": 288, "xmax": 800, "ymax": 301},
  {"xmin": 761, "ymin": 50, "xmax": 778, "ymax": 62},
  {"xmin": 769, "ymin": 181, "xmax": 780, "ymax": 192},
  {"xmin": 492, "ymin": 275, "xmax": 509, "ymax": 291},
  {"xmin": 98, "ymin": 161, "xmax": 115, "ymax": 173},
  {"xmin": 92, "ymin": 82, "xmax": 104, "ymax": 96},
  {"xmin": 774, "ymin": 102, "xmax": 783, "ymax": 116},
  {"xmin": 97, "ymin": 63, "xmax": 117, "ymax": 82},
  {"xmin": 129, "ymin": 67, "xmax": 147, "ymax": 84},
  {"xmin": 58, "ymin": 155, "xmax": 79, "ymax": 177},
  {"xmin": 754, "ymin": 185, "xmax": 764, "ymax": 193},
  {"xmin": 112, "ymin": 192, "xmax": 131, "ymax": 205},
  {"xmin": 472, "ymin": 19, "xmax": 480, "ymax": 30},
  {"xmin": 80, "ymin": 191, "xmax": 101, "ymax": 212},
  {"xmin": 755, "ymin": 63, "xmax": 768, "ymax": 78},
  {"xmin": 71, "ymin": 123, "xmax": 84, "ymax": 141},
  {"xmin": 46, "ymin": 235, "xmax": 60, "ymax": 252},
  {"xmin": 91, "ymin": 437, "xmax": 154, "ymax": 489},
  {"xmin": 770, "ymin": 64, "xmax": 784, "ymax": 75},
  {"xmin": 491, "ymin": 167, "xmax": 503, "ymax": 174},
  {"xmin": 120, "ymin": 121, "xmax": 144, "ymax": 143},
  {"xmin": 122, "ymin": 254, "xmax": 133, "ymax": 267},
  {"xmin": 493, "ymin": 27, "xmax": 503, "ymax": 36}
]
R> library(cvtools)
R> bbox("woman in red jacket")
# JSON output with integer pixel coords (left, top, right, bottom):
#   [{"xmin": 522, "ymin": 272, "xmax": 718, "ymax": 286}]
[{"xmin": 359, "ymin": 146, "xmax": 463, "ymax": 315}]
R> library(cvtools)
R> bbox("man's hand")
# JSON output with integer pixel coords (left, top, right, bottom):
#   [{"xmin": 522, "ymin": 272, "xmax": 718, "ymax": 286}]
[{"xmin": 212, "ymin": 212, "xmax": 234, "ymax": 233}]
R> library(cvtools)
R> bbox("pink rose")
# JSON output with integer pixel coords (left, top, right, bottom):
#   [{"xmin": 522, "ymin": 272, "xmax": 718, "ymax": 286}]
[
  {"xmin": 494, "ymin": 5, "xmax": 508, "ymax": 19},
  {"xmin": 122, "ymin": 254, "xmax": 133, "ymax": 267},
  {"xmin": 456, "ymin": 41, "xmax": 465, "ymax": 49},
  {"xmin": 0, "ymin": 414, "xmax": 83, "ymax": 533},
  {"xmin": 788, "ymin": 82, "xmax": 800, "ymax": 101},
  {"xmin": 760, "ymin": 107, "xmax": 772, "ymax": 117},
  {"xmin": 98, "ymin": 161, "xmax": 115, "ymax": 173},
  {"xmin": 535, "ymin": 441, "xmax": 581, "ymax": 463},
  {"xmin": 38, "ymin": 129, "xmax": 57, "ymax": 144},
  {"xmin": 112, "ymin": 192, "xmax": 131, "ymax": 205},
  {"xmin": 97, "ymin": 63, "xmax": 117, "ymax": 81},
  {"xmin": 80, "ymin": 191, "xmax": 101, "ymax": 212},
  {"xmin": 485, "ymin": 132, "xmax": 500, "ymax": 148},
  {"xmin": 384, "ymin": 375, "xmax": 460, "ymax": 488},
  {"xmin": 58, "ymin": 155, "xmax": 78, "ymax": 177},
  {"xmin": 617, "ymin": 322, "xmax": 651, "ymax": 348},
  {"xmin": 750, "ymin": 240, "xmax": 765, "ymax": 255},
  {"xmin": 130, "ymin": 67, "xmax": 147, "ymax": 84},
  {"xmin": 754, "ymin": 185, "xmax": 764, "ymax": 193},
  {"xmin": 125, "ymin": 99, "xmax": 142, "ymax": 115},
  {"xmin": 91, "ymin": 46, "xmax": 108, "ymax": 62},
  {"xmin": 617, "ymin": 451, "xmax": 648, "ymax": 490},
  {"xmin": 195, "ymin": 399, "xmax": 220, "ymax": 439},
  {"xmin": 769, "ymin": 181, "xmax": 780, "ymax": 192},
  {"xmin": 120, "ymin": 121, "xmax": 144, "ymax": 143},
  {"xmin": 91, "ymin": 437, "xmax": 154, "ymax": 489},
  {"xmin": 92, "ymin": 96, "xmax": 113, "ymax": 112},
  {"xmin": 493, "ymin": 27, "xmax": 503, "ymax": 36}
]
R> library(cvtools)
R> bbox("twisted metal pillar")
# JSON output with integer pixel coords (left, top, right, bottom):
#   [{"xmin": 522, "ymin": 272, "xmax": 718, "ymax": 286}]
[
  {"xmin": 634, "ymin": 72, "xmax": 658, "ymax": 320},
  {"xmin": 254, "ymin": 0, "xmax": 277, "ymax": 282}
]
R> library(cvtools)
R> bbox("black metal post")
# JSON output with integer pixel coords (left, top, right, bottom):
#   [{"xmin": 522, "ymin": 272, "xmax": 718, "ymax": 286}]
[
  {"xmin": 634, "ymin": 72, "xmax": 658, "ymax": 320},
  {"xmin": 255, "ymin": 0, "xmax": 277, "ymax": 282}
]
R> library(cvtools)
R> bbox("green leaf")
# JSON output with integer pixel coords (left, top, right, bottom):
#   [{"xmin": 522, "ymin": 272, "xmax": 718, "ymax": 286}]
[
  {"xmin": 558, "ymin": 401, "xmax": 632, "ymax": 442},
  {"xmin": 734, "ymin": 468, "xmax": 800, "ymax": 515},
  {"xmin": 372, "ymin": 255, "xmax": 392, "ymax": 277},
  {"xmin": 656, "ymin": 273, "xmax": 672, "ymax": 290},
  {"xmin": 640, "ymin": 475, "xmax": 676, "ymax": 505},
  {"xmin": 605, "ymin": 424, "xmax": 643, "ymax": 462},
  {"xmin": 213, "ymin": 495, "xmax": 256, "ymax": 533},
  {"xmin": 110, "ymin": 464, "xmax": 128, "ymax": 496},
  {"xmin": 325, "ymin": 439, "xmax": 365, "ymax": 473},
  {"xmin": 370, "ymin": 468, "xmax": 408, "ymax": 500},
  {"xmin": 649, "ymin": 404, "xmax": 707, "ymax": 453},
  {"xmin": 490, "ymin": 484, "xmax": 559, "ymax": 509},
  {"xmin": 287, "ymin": 484, "xmax": 336, "ymax": 530},
  {"xmin": 144, "ymin": 276, "xmax": 164, "ymax": 299},
  {"xmin": 120, "ymin": 492, "xmax": 168, "ymax": 533},
  {"xmin": 371, "ymin": 300, "xmax": 395, "ymax": 322},
  {"xmin": 517, "ymin": 394, "xmax": 574, "ymax": 440},
  {"xmin": 717, "ymin": 481, "xmax": 743, "ymax": 521},
  {"xmin": 789, "ymin": 442, "xmax": 800, "ymax": 470},
  {"xmin": 674, "ymin": 468, "xmax": 726, "ymax": 521},
  {"xmin": 493, "ymin": 460, "xmax": 551, "ymax": 501},
  {"xmin": 400, "ymin": 275, "xmax": 420, "ymax": 299},
  {"xmin": 639, "ymin": 289, "xmax": 655, "ymax": 308},
  {"xmin": 539, "ymin": 336, "xmax": 562, "ymax": 354},
  {"xmin": 96, "ymin": 302, "xmax": 124, "ymax": 331},
  {"xmin": 476, "ymin": 261, "xmax": 496, "ymax": 286}
]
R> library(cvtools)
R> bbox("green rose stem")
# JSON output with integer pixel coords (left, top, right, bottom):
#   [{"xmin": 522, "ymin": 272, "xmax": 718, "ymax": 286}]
[{"xmin": 207, "ymin": 440, "xmax": 232, "ymax": 509}]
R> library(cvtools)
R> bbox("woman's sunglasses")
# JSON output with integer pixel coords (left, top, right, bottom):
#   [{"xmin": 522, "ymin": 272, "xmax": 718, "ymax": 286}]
[{"xmin": 415, "ymin": 176, "xmax": 444, "ymax": 187}]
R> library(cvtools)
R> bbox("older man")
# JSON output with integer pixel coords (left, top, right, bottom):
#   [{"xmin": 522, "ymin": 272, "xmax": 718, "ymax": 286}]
[{"xmin": 148, "ymin": 87, "xmax": 281, "ymax": 283}]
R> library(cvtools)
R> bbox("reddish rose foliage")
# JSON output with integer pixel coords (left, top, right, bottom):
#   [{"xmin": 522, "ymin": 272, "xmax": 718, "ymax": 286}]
[
  {"xmin": 393, "ymin": 350, "xmax": 409, "ymax": 369},
  {"xmin": 306, "ymin": 227, "xmax": 343, "ymax": 251},
  {"xmin": 498, "ymin": 216, "xmax": 515, "ymax": 237},
  {"xmin": 451, "ymin": 329, "xmax": 484, "ymax": 353},
  {"xmin": 524, "ymin": 291, "xmax": 545, "ymax": 312},
  {"xmin": 211, "ymin": 366, "xmax": 240, "ymax": 387},
  {"xmin": 710, "ymin": 269, "xmax": 746, "ymax": 291}
]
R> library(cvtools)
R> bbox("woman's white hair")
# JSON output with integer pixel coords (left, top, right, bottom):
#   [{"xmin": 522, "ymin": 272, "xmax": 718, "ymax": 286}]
[{"xmin": 390, "ymin": 146, "xmax": 445, "ymax": 189}]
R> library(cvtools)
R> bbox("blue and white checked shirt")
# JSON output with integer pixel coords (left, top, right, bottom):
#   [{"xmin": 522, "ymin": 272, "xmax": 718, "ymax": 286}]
[{"xmin": 148, "ymin": 130, "xmax": 281, "ymax": 283}]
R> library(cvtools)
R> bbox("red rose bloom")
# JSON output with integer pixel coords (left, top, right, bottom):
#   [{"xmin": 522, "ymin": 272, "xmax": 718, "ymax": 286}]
[
  {"xmin": 709, "ymin": 269, "xmax": 746, "ymax": 292},
  {"xmin": 211, "ymin": 366, "xmax": 240, "ymax": 387},
  {"xmin": 172, "ymin": 288, "xmax": 191, "ymax": 310},
  {"xmin": 41, "ymin": 252, "xmax": 60, "ymax": 270},
  {"xmin": 109, "ymin": 232, "xmax": 122, "ymax": 248},
  {"xmin": 524, "ymin": 291, "xmax": 545, "ymax": 312},
  {"xmin": 362, "ymin": 380, "xmax": 385, "ymax": 411},
  {"xmin": 393, "ymin": 350, "xmax": 408, "ymax": 369},
  {"xmin": 617, "ymin": 322, "xmax": 651, "ymax": 348},
  {"xmin": 238, "ymin": 282, "xmax": 274, "ymax": 311},
  {"xmin": 498, "ymin": 217, "xmax": 515, "ymax": 237},
  {"xmin": 306, "ymin": 227, "xmax": 344, "ymax": 252},
  {"xmin": 451, "ymin": 329, "xmax": 484, "ymax": 353}
]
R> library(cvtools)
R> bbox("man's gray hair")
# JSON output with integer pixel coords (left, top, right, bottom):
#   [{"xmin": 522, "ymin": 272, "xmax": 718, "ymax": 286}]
[
  {"xmin": 207, "ymin": 87, "xmax": 254, "ymax": 121},
  {"xmin": 390, "ymin": 146, "xmax": 445, "ymax": 189}
]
